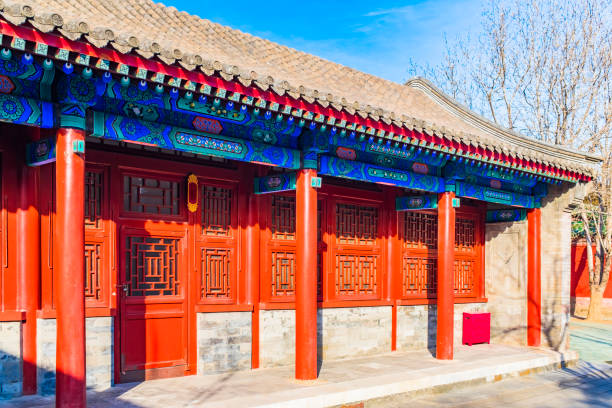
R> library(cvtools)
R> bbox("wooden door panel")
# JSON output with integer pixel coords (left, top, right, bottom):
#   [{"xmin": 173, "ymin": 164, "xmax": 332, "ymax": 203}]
[
  {"xmin": 123, "ymin": 315, "xmax": 186, "ymax": 370},
  {"xmin": 119, "ymin": 227, "xmax": 188, "ymax": 382}
]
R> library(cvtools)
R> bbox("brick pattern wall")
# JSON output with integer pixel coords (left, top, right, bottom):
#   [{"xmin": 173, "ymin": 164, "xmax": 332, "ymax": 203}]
[
  {"xmin": 396, "ymin": 303, "xmax": 488, "ymax": 352},
  {"xmin": 259, "ymin": 307, "xmax": 391, "ymax": 368},
  {"xmin": 0, "ymin": 322, "xmax": 21, "ymax": 398},
  {"xmin": 540, "ymin": 184, "xmax": 574, "ymax": 351},
  {"xmin": 37, "ymin": 317, "xmax": 113, "ymax": 395},
  {"xmin": 197, "ymin": 312, "xmax": 251, "ymax": 375},
  {"xmin": 259, "ymin": 309, "xmax": 295, "ymax": 367},
  {"xmin": 484, "ymin": 220, "xmax": 528, "ymax": 346}
]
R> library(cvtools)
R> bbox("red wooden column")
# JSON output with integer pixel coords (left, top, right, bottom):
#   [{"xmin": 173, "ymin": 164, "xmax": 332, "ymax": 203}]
[
  {"xmin": 295, "ymin": 168, "xmax": 318, "ymax": 380},
  {"xmin": 527, "ymin": 208, "xmax": 541, "ymax": 347},
  {"xmin": 386, "ymin": 189, "xmax": 400, "ymax": 351},
  {"xmin": 246, "ymin": 166, "xmax": 261, "ymax": 369},
  {"xmin": 17, "ymin": 127, "xmax": 41, "ymax": 395},
  {"xmin": 436, "ymin": 191, "xmax": 456, "ymax": 360},
  {"xmin": 55, "ymin": 128, "xmax": 86, "ymax": 407}
]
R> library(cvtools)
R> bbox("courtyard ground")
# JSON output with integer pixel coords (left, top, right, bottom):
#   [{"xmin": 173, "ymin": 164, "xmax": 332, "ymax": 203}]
[{"xmin": 378, "ymin": 319, "xmax": 612, "ymax": 407}]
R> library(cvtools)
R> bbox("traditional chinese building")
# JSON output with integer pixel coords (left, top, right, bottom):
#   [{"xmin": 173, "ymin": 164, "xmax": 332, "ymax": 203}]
[{"xmin": 0, "ymin": 1, "xmax": 600, "ymax": 406}]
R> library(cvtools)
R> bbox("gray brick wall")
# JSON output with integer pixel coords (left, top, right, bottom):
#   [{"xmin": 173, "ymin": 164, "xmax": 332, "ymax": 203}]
[
  {"xmin": 37, "ymin": 317, "xmax": 113, "ymax": 395},
  {"xmin": 197, "ymin": 312, "xmax": 251, "ymax": 375},
  {"xmin": 396, "ymin": 303, "xmax": 488, "ymax": 352},
  {"xmin": 485, "ymin": 220, "xmax": 528, "ymax": 346},
  {"xmin": 318, "ymin": 306, "xmax": 391, "ymax": 360},
  {"xmin": 259, "ymin": 309, "xmax": 295, "ymax": 367},
  {"xmin": 0, "ymin": 321, "xmax": 21, "ymax": 398},
  {"xmin": 260, "ymin": 306, "xmax": 392, "ymax": 368}
]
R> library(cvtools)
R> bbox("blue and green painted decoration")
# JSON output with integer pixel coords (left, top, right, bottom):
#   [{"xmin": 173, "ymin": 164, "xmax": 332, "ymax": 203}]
[
  {"xmin": 396, "ymin": 195, "xmax": 438, "ymax": 211},
  {"xmin": 486, "ymin": 209, "xmax": 527, "ymax": 223},
  {"xmin": 254, "ymin": 172, "xmax": 297, "ymax": 194},
  {"xmin": 0, "ymin": 47, "xmax": 563, "ymax": 208}
]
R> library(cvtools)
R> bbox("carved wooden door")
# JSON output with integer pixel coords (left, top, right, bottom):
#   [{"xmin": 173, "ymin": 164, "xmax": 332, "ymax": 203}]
[{"xmin": 117, "ymin": 173, "xmax": 190, "ymax": 382}]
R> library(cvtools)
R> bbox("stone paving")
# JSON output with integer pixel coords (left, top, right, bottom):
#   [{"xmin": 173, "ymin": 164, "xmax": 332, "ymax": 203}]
[
  {"xmin": 377, "ymin": 361, "xmax": 612, "ymax": 408},
  {"xmin": 373, "ymin": 319, "xmax": 612, "ymax": 407},
  {"xmin": 570, "ymin": 319, "xmax": 612, "ymax": 363},
  {"xmin": 0, "ymin": 344, "xmax": 575, "ymax": 408}
]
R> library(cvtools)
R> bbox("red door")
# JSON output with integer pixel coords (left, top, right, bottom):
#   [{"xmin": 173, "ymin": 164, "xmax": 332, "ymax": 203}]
[{"xmin": 117, "ymin": 172, "xmax": 191, "ymax": 382}]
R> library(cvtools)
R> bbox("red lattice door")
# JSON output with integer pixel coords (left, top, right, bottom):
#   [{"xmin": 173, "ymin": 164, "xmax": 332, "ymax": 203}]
[
  {"xmin": 118, "ymin": 173, "xmax": 190, "ymax": 382},
  {"xmin": 330, "ymin": 200, "xmax": 382, "ymax": 301}
]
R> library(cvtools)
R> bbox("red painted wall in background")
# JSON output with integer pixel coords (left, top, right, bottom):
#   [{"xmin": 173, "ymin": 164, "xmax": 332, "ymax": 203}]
[{"xmin": 571, "ymin": 244, "xmax": 612, "ymax": 298}]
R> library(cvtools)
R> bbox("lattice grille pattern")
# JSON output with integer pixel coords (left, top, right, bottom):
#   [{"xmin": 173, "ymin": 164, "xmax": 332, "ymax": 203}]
[
  {"xmin": 202, "ymin": 186, "xmax": 232, "ymax": 236},
  {"xmin": 335, "ymin": 254, "xmax": 378, "ymax": 295},
  {"xmin": 455, "ymin": 219, "xmax": 475, "ymax": 251},
  {"xmin": 201, "ymin": 248, "xmax": 231, "ymax": 299},
  {"xmin": 400, "ymin": 212, "xmax": 437, "ymax": 249},
  {"xmin": 271, "ymin": 251, "xmax": 295, "ymax": 296},
  {"xmin": 84, "ymin": 242, "xmax": 102, "ymax": 300},
  {"xmin": 123, "ymin": 176, "xmax": 179, "ymax": 215},
  {"xmin": 454, "ymin": 259, "xmax": 475, "ymax": 295},
  {"xmin": 336, "ymin": 204, "xmax": 378, "ymax": 245},
  {"xmin": 85, "ymin": 171, "xmax": 103, "ymax": 228},
  {"xmin": 125, "ymin": 236, "xmax": 180, "ymax": 296},
  {"xmin": 402, "ymin": 257, "xmax": 437, "ymax": 296},
  {"xmin": 271, "ymin": 196, "xmax": 295, "ymax": 240}
]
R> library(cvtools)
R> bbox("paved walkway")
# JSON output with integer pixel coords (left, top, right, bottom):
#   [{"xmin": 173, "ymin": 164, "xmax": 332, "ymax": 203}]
[
  {"xmin": 0, "ymin": 345, "xmax": 575, "ymax": 408},
  {"xmin": 570, "ymin": 319, "xmax": 612, "ymax": 363},
  {"xmin": 378, "ymin": 361, "xmax": 612, "ymax": 408}
]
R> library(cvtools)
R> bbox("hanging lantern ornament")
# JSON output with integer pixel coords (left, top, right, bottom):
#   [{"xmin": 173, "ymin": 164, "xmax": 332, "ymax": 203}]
[{"xmin": 187, "ymin": 173, "xmax": 198, "ymax": 213}]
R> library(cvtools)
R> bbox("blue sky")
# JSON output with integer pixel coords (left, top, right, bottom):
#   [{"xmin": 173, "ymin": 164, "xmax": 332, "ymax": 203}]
[{"xmin": 162, "ymin": 0, "xmax": 484, "ymax": 83}]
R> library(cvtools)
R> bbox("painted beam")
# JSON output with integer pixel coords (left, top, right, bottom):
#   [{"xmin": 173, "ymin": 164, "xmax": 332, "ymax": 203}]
[
  {"xmin": 486, "ymin": 209, "xmax": 527, "ymax": 223},
  {"xmin": 396, "ymin": 195, "xmax": 438, "ymax": 211},
  {"xmin": 0, "ymin": 94, "xmax": 54, "ymax": 128},
  {"xmin": 26, "ymin": 137, "xmax": 56, "ymax": 166},
  {"xmin": 452, "ymin": 181, "xmax": 537, "ymax": 208},
  {"xmin": 90, "ymin": 112, "xmax": 301, "ymax": 169},
  {"xmin": 319, "ymin": 155, "xmax": 445, "ymax": 192},
  {"xmin": 254, "ymin": 172, "xmax": 297, "ymax": 194}
]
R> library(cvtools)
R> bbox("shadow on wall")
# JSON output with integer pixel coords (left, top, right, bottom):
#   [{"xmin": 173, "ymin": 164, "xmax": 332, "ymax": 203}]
[{"xmin": 0, "ymin": 353, "xmax": 144, "ymax": 407}]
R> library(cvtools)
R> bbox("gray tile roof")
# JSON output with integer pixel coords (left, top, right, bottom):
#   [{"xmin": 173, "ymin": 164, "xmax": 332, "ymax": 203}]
[{"xmin": 0, "ymin": 0, "xmax": 600, "ymax": 175}]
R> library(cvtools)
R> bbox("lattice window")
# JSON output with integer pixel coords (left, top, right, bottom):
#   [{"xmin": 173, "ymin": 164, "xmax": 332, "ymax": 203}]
[
  {"xmin": 336, "ymin": 204, "xmax": 378, "ymax": 245},
  {"xmin": 454, "ymin": 259, "xmax": 475, "ymax": 295},
  {"xmin": 85, "ymin": 171, "xmax": 103, "ymax": 228},
  {"xmin": 271, "ymin": 196, "xmax": 295, "ymax": 240},
  {"xmin": 455, "ymin": 219, "xmax": 475, "ymax": 251},
  {"xmin": 123, "ymin": 176, "xmax": 179, "ymax": 215},
  {"xmin": 335, "ymin": 254, "xmax": 377, "ymax": 295},
  {"xmin": 271, "ymin": 251, "xmax": 295, "ymax": 296},
  {"xmin": 402, "ymin": 257, "xmax": 437, "ymax": 296},
  {"xmin": 201, "ymin": 248, "xmax": 232, "ymax": 300},
  {"xmin": 84, "ymin": 243, "xmax": 102, "ymax": 300},
  {"xmin": 400, "ymin": 212, "xmax": 437, "ymax": 249},
  {"xmin": 202, "ymin": 186, "xmax": 233, "ymax": 236},
  {"xmin": 125, "ymin": 236, "xmax": 180, "ymax": 296}
]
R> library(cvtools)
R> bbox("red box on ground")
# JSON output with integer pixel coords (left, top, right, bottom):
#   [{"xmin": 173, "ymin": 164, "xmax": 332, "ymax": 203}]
[{"xmin": 462, "ymin": 312, "xmax": 490, "ymax": 346}]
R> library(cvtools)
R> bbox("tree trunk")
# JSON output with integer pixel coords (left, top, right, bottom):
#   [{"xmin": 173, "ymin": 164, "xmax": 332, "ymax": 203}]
[{"xmin": 586, "ymin": 286, "xmax": 604, "ymax": 321}]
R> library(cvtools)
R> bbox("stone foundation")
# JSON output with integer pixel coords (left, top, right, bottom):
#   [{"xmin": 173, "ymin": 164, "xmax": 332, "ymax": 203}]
[
  {"xmin": 318, "ymin": 306, "xmax": 391, "ymax": 361},
  {"xmin": 259, "ymin": 309, "xmax": 295, "ymax": 367},
  {"xmin": 197, "ymin": 312, "xmax": 251, "ymax": 375},
  {"xmin": 396, "ymin": 303, "xmax": 488, "ymax": 352},
  {"xmin": 0, "ymin": 321, "xmax": 21, "ymax": 398},
  {"xmin": 260, "ymin": 306, "xmax": 391, "ymax": 368},
  {"xmin": 37, "ymin": 317, "xmax": 113, "ymax": 395}
]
